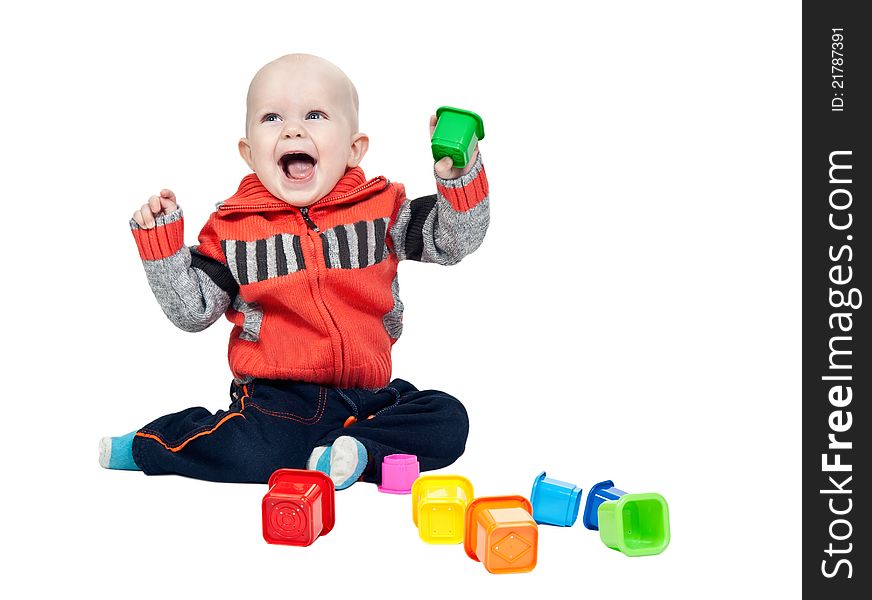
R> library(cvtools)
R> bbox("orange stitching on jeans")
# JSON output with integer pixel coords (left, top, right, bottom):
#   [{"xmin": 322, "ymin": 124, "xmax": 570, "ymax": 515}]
[
  {"xmin": 135, "ymin": 413, "xmax": 244, "ymax": 453},
  {"xmin": 135, "ymin": 386, "xmax": 250, "ymax": 452},
  {"xmin": 246, "ymin": 386, "xmax": 327, "ymax": 424}
]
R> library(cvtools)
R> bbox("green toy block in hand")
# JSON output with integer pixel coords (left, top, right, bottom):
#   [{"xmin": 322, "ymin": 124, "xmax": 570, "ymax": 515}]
[{"xmin": 431, "ymin": 106, "xmax": 485, "ymax": 169}]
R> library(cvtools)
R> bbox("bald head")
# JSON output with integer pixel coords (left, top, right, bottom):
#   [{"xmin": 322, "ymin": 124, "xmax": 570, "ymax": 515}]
[
  {"xmin": 238, "ymin": 53, "xmax": 370, "ymax": 207},
  {"xmin": 245, "ymin": 54, "xmax": 359, "ymax": 136}
]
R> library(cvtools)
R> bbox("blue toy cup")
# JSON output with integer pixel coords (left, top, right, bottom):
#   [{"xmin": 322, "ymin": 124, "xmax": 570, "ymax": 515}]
[
  {"xmin": 529, "ymin": 471, "xmax": 583, "ymax": 527},
  {"xmin": 582, "ymin": 480, "xmax": 627, "ymax": 530}
]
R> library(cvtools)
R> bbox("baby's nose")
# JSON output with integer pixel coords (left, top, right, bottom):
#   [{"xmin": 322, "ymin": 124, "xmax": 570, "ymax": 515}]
[{"xmin": 283, "ymin": 122, "xmax": 305, "ymax": 138}]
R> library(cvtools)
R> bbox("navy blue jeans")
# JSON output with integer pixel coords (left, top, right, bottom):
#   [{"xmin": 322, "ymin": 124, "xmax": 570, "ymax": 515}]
[{"xmin": 131, "ymin": 378, "xmax": 469, "ymax": 484}]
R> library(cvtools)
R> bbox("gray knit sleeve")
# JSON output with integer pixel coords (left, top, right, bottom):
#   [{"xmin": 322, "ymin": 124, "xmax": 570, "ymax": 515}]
[
  {"xmin": 131, "ymin": 209, "xmax": 235, "ymax": 332},
  {"xmin": 389, "ymin": 152, "xmax": 490, "ymax": 265}
]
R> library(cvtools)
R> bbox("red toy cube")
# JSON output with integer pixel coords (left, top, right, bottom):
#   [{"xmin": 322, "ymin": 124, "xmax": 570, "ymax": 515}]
[{"xmin": 262, "ymin": 469, "xmax": 335, "ymax": 547}]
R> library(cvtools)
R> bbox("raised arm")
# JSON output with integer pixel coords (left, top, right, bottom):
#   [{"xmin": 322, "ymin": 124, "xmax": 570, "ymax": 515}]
[
  {"xmin": 389, "ymin": 116, "xmax": 490, "ymax": 265},
  {"xmin": 130, "ymin": 190, "xmax": 237, "ymax": 331}
]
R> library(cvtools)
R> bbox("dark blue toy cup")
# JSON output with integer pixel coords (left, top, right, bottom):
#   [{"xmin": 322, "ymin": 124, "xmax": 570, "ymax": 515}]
[
  {"xmin": 582, "ymin": 480, "xmax": 627, "ymax": 530},
  {"xmin": 529, "ymin": 471, "xmax": 583, "ymax": 527}
]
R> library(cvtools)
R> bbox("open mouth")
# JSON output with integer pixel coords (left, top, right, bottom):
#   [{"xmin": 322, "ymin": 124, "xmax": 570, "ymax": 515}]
[{"xmin": 279, "ymin": 152, "xmax": 317, "ymax": 181}]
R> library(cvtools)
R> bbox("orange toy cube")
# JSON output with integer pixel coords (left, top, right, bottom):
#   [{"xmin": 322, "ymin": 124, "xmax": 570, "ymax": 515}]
[{"xmin": 464, "ymin": 496, "xmax": 538, "ymax": 574}]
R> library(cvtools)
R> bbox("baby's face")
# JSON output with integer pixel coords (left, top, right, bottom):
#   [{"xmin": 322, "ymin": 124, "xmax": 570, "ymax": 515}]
[{"xmin": 240, "ymin": 57, "xmax": 367, "ymax": 207}]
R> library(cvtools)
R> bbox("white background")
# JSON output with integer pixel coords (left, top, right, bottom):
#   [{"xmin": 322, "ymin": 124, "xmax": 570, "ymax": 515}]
[{"xmin": 0, "ymin": 1, "xmax": 800, "ymax": 597}]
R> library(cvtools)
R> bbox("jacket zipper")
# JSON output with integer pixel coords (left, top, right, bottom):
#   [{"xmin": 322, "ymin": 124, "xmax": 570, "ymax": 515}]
[
  {"xmin": 298, "ymin": 205, "xmax": 347, "ymax": 384},
  {"xmin": 296, "ymin": 179, "xmax": 389, "ymax": 384},
  {"xmin": 299, "ymin": 207, "xmax": 320, "ymax": 232}
]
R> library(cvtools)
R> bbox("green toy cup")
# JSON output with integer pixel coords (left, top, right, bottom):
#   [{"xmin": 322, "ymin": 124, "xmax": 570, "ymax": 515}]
[
  {"xmin": 431, "ymin": 106, "xmax": 485, "ymax": 169},
  {"xmin": 597, "ymin": 493, "xmax": 670, "ymax": 557}
]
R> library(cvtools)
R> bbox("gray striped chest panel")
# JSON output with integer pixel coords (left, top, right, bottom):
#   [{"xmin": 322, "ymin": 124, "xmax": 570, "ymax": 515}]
[
  {"xmin": 320, "ymin": 217, "xmax": 391, "ymax": 270},
  {"xmin": 221, "ymin": 234, "xmax": 306, "ymax": 286},
  {"xmin": 219, "ymin": 217, "xmax": 391, "ymax": 286}
]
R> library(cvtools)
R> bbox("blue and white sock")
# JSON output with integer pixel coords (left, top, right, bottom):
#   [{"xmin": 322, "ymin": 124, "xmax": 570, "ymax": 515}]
[
  {"xmin": 98, "ymin": 431, "xmax": 141, "ymax": 471},
  {"xmin": 307, "ymin": 436, "xmax": 367, "ymax": 490}
]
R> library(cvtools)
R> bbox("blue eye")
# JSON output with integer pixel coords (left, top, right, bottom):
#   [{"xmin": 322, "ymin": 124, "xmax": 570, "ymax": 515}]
[
  {"xmin": 262, "ymin": 113, "xmax": 281, "ymax": 122},
  {"xmin": 306, "ymin": 111, "xmax": 325, "ymax": 120}
]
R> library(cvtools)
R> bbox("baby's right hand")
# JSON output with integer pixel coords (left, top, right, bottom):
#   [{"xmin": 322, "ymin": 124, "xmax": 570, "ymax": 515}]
[{"xmin": 133, "ymin": 189, "xmax": 178, "ymax": 228}]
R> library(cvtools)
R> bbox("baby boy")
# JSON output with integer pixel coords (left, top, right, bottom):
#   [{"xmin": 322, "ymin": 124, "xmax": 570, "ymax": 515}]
[{"xmin": 99, "ymin": 54, "xmax": 490, "ymax": 489}]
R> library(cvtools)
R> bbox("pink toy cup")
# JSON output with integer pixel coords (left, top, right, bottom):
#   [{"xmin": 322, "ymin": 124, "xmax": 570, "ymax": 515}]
[{"xmin": 378, "ymin": 454, "xmax": 420, "ymax": 494}]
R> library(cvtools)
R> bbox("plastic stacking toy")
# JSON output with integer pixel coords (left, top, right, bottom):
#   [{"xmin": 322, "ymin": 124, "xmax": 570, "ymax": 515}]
[
  {"xmin": 431, "ymin": 106, "xmax": 485, "ymax": 169},
  {"xmin": 465, "ymin": 496, "xmax": 538, "ymax": 574},
  {"xmin": 530, "ymin": 471, "xmax": 583, "ymax": 527},
  {"xmin": 378, "ymin": 454, "xmax": 420, "ymax": 494},
  {"xmin": 582, "ymin": 480, "xmax": 670, "ymax": 557},
  {"xmin": 582, "ymin": 480, "xmax": 626, "ymax": 530},
  {"xmin": 411, "ymin": 475, "xmax": 474, "ymax": 544},
  {"xmin": 262, "ymin": 469, "xmax": 335, "ymax": 547}
]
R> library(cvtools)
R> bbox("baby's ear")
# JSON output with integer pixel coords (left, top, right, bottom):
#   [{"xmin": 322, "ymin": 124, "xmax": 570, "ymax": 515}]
[
  {"xmin": 347, "ymin": 132, "xmax": 369, "ymax": 168},
  {"xmin": 238, "ymin": 138, "xmax": 255, "ymax": 170}
]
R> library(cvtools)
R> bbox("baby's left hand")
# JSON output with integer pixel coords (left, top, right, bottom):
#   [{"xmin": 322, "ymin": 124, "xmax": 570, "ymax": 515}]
[{"xmin": 430, "ymin": 114, "xmax": 479, "ymax": 179}]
